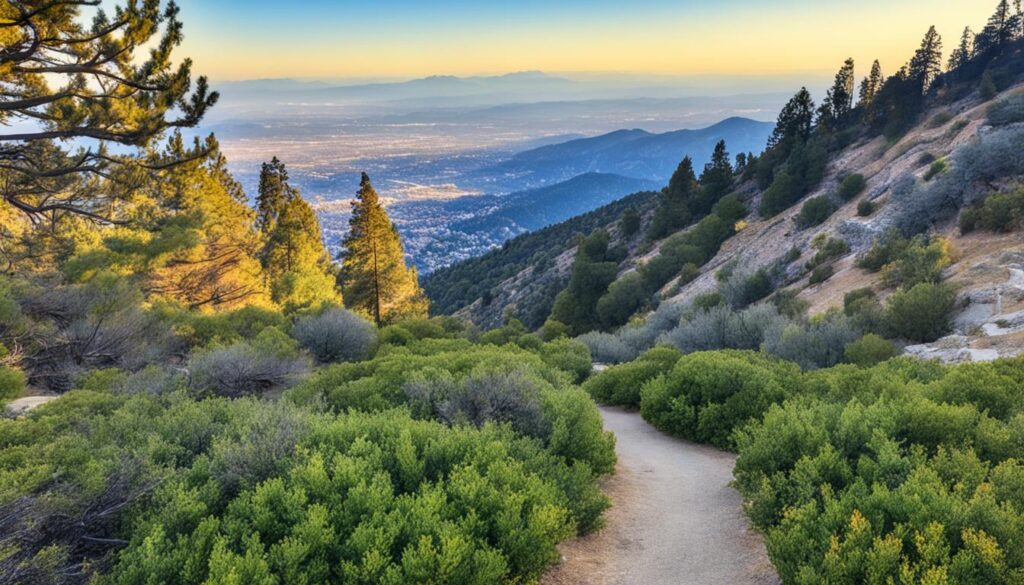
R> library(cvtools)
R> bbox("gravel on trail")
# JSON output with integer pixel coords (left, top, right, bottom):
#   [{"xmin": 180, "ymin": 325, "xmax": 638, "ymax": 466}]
[{"xmin": 543, "ymin": 406, "xmax": 779, "ymax": 585}]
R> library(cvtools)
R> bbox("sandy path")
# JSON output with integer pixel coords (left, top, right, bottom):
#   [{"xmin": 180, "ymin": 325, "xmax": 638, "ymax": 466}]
[{"xmin": 544, "ymin": 407, "xmax": 778, "ymax": 585}]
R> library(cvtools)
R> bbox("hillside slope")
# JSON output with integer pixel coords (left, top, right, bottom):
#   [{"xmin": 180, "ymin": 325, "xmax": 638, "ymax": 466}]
[{"xmin": 431, "ymin": 72, "xmax": 1024, "ymax": 361}]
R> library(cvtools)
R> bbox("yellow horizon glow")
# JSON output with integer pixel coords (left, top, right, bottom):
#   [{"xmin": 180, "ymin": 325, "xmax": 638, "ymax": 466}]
[{"xmin": 180, "ymin": 1, "xmax": 993, "ymax": 81}]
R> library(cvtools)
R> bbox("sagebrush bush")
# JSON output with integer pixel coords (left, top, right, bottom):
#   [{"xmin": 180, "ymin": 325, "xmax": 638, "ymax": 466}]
[
  {"xmin": 987, "ymin": 92, "xmax": 1024, "ymax": 126},
  {"xmin": 576, "ymin": 331, "xmax": 636, "ymax": 364},
  {"xmin": 189, "ymin": 328, "xmax": 310, "ymax": 397},
  {"xmin": 292, "ymin": 308, "xmax": 377, "ymax": 363},
  {"xmin": 660, "ymin": 304, "xmax": 786, "ymax": 354},
  {"xmin": 762, "ymin": 314, "xmax": 859, "ymax": 370},
  {"xmin": 640, "ymin": 350, "xmax": 802, "ymax": 449},
  {"xmin": 884, "ymin": 282, "xmax": 957, "ymax": 342}
]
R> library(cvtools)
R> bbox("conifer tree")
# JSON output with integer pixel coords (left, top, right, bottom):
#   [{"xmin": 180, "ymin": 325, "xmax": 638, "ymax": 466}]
[
  {"xmin": 768, "ymin": 88, "xmax": 815, "ymax": 154},
  {"xmin": 819, "ymin": 59, "xmax": 856, "ymax": 129},
  {"xmin": 341, "ymin": 173, "xmax": 427, "ymax": 326},
  {"xmin": 648, "ymin": 157, "xmax": 697, "ymax": 240},
  {"xmin": 1, "ymin": 1, "xmax": 217, "ymax": 225},
  {"xmin": 858, "ymin": 61, "xmax": 884, "ymax": 112},
  {"xmin": 975, "ymin": 0, "xmax": 1019, "ymax": 57},
  {"xmin": 264, "ymin": 193, "xmax": 341, "ymax": 312},
  {"xmin": 908, "ymin": 26, "xmax": 944, "ymax": 94},
  {"xmin": 948, "ymin": 27, "xmax": 975, "ymax": 72},
  {"xmin": 256, "ymin": 157, "xmax": 295, "ymax": 232},
  {"xmin": 550, "ymin": 230, "xmax": 619, "ymax": 335},
  {"xmin": 696, "ymin": 140, "xmax": 734, "ymax": 214}
]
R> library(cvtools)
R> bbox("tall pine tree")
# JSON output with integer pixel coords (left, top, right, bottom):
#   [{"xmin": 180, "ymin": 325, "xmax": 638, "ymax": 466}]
[
  {"xmin": 696, "ymin": 141, "xmax": 734, "ymax": 215},
  {"xmin": 341, "ymin": 173, "xmax": 427, "ymax": 325},
  {"xmin": 858, "ymin": 60, "xmax": 884, "ymax": 126},
  {"xmin": 948, "ymin": 27, "xmax": 975, "ymax": 72},
  {"xmin": 819, "ymin": 58, "xmax": 856, "ymax": 129},
  {"xmin": 256, "ymin": 157, "xmax": 294, "ymax": 232},
  {"xmin": 257, "ymin": 158, "xmax": 341, "ymax": 311},
  {"xmin": 647, "ymin": 157, "xmax": 696, "ymax": 240},
  {"xmin": 908, "ymin": 26, "xmax": 944, "ymax": 94},
  {"xmin": 768, "ymin": 88, "xmax": 815, "ymax": 155},
  {"xmin": 975, "ymin": 0, "xmax": 1019, "ymax": 57}
]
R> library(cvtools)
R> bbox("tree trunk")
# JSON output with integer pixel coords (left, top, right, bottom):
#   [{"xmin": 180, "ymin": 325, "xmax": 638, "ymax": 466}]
[{"xmin": 372, "ymin": 238, "xmax": 382, "ymax": 327}]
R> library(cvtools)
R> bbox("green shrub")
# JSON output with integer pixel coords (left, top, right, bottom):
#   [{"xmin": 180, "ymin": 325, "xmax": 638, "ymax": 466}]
[
  {"xmin": 923, "ymin": 159, "xmax": 947, "ymax": 181},
  {"xmin": 843, "ymin": 287, "xmax": 876, "ymax": 313},
  {"xmin": 856, "ymin": 199, "xmax": 875, "ymax": 216},
  {"xmin": 693, "ymin": 291, "xmax": 725, "ymax": 311},
  {"xmin": 844, "ymin": 334, "xmax": 899, "ymax": 367},
  {"xmin": 678, "ymin": 262, "xmax": 700, "ymax": 287},
  {"xmin": 809, "ymin": 264, "xmax": 834, "ymax": 285},
  {"xmin": 837, "ymin": 174, "xmax": 867, "ymax": 201},
  {"xmin": 540, "ymin": 338, "xmax": 592, "ymax": 384},
  {"xmin": 879, "ymin": 235, "xmax": 952, "ymax": 289},
  {"xmin": 962, "ymin": 190, "xmax": 1024, "ymax": 233},
  {"xmin": 711, "ymin": 193, "xmax": 748, "ymax": 225},
  {"xmin": 0, "ymin": 365, "xmax": 25, "ymax": 403},
  {"xmin": 858, "ymin": 232, "xmax": 909, "ymax": 272},
  {"xmin": 770, "ymin": 290, "xmax": 810, "ymax": 319},
  {"xmin": 620, "ymin": 207, "xmax": 641, "ymax": 237},
  {"xmin": 539, "ymin": 319, "xmax": 570, "ymax": 341},
  {"xmin": 640, "ymin": 350, "xmax": 802, "ymax": 449},
  {"xmin": 582, "ymin": 346, "xmax": 682, "ymax": 407},
  {"xmin": 795, "ymin": 196, "xmax": 837, "ymax": 229},
  {"xmin": 733, "ymin": 356, "xmax": 1024, "ymax": 584},
  {"xmin": 597, "ymin": 273, "xmax": 649, "ymax": 329},
  {"xmin": 885, "ymin": 282, "xmax": 957, "ymax": 342},
  {"xmin": 166, "ymin": 305, "xmax": 289, "ymax": 348},
  {"xmin": 806, "ymin": 237, "xmax": 849, "ymax": 270}
]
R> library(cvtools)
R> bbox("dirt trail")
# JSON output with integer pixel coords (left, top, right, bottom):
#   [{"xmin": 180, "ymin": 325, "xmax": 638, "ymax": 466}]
[{"xmin": 544, "ymin": 407, "xmax": 778, "ymax": 585}]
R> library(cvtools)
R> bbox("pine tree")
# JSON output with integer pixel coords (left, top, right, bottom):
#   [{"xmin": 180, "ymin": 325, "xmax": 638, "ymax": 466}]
[
  {"xmin": 648, "ymin": 157, "xmax": 696, "ymax": 239},
  {"xmin": 858, "ymin": 60, "xmax": 884, "ymax": 113},
  {"xmin": 768, "ymin": 88, "xmax": 816, "ymax": 153},
  {"xmin": 908, "ymin": 26, "xmax": 944, "ymax": 94},
  {"xmin": 696, "ymin": 140, "xmax": 734, "ymax": 214},
  {"xmin": 975, "ymin": 0, "xmax": 1019, "ymax": 57},
  {"xmin": 819, "ymin": 59, "xmax": 856, "ymax": 129},
  {"xmin": 1, "ymin": 1, "xmax": 217, "ymax": 225},
  {"xmin": 264, "ymin": 194, "xmax": 341, "ymax": 312},
  {"xmin": 341, "ymin": 173, "xmax": 428, "ymax": 326},
  {"xmin": 550, "ymin": 230, "xmax": 619, "ymax": 335},
  {"xmin": 256, "ymin": 157, "xmax": 295, "ymax": 232},
  {"xmin": 947, "ymin": 27, "xmax": 975, "ymax": 72}
]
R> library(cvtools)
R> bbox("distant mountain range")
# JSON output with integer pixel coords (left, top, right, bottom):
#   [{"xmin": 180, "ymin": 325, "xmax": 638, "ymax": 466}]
[{"xmin": 474, "ymin": 117, "xmax": 774, "ymax": 191}]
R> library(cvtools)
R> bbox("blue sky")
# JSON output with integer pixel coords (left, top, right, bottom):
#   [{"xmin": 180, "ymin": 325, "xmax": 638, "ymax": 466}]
[{"xmin": 175, "ymin": 0, "xmax": 995, "ymax": 80}]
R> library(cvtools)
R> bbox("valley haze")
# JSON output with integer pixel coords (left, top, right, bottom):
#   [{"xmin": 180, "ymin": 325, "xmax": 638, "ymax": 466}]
[{"xmin": 194, "ymin": 73, "xmax": 780, "ymax": 271}]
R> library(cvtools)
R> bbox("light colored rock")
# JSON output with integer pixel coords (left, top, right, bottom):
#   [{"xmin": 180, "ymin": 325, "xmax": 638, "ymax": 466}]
[{"xmin": 5, "ymin": 395, "xmax": 57, "ymax": 415}]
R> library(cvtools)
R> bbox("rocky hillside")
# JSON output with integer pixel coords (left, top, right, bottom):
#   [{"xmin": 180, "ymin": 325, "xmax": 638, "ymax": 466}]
[{"xmin": 430, "ymin": 48, "xmax": 1024, "ymax": 362}]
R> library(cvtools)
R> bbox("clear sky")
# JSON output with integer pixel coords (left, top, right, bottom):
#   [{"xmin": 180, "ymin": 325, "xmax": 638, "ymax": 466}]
[{"xmin": 175, "ymin": 0, "xmax": 996, "ymax": 81}]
